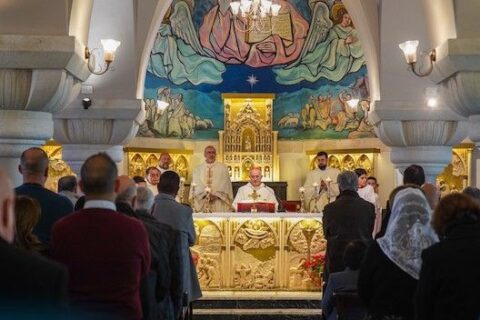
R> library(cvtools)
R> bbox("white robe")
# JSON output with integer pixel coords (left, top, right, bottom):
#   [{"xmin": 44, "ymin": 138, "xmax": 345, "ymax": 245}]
[
  {"xmin": 303, "ymin": 167, "xmax": 340, "ymax": 212},
  {"xmin": 233, "ymin": 183, "xmax": 279, "ymax": 212},
  {"xmin": 358, "ymin": 185, "xmax": 382, "ymax": 237},
  {"xmin": 189, "ymin": 161, "xmax": 233, "ymax": 212}
]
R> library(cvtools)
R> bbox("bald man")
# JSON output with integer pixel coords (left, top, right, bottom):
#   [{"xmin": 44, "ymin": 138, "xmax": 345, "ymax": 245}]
[
  {"xmin": 0, "ymin": 169, "xmax": 68, "ymax": 314},
  {"xmin": 233, "ymin": 167, "xmax": 278, "ymax": 212},
  {"xmin": 15, "ymin": 147, "xmax": 73, "ymax": 246},
  {"xmin": 189, "ymin": 146, "xmax": 233, "ymax": 212}
]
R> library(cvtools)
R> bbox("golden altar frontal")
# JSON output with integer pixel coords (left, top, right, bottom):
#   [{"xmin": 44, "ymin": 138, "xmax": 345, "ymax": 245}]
[{"xmin": 192, "ymin": 213, "xmax": 325, "ymax": 292}]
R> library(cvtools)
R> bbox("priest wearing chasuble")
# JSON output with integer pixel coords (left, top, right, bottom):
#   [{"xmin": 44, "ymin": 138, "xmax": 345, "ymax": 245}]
[
  {"xmin": 233, "ymin": 167, "xmax": 279, "ymax": 212},
  {"xmin": 190, "ymin": 146, "xmax": 233, "ymax": 212},
  {"xmin": 303, "ymin": 151, "xmax": 340, "ymax": 212}
]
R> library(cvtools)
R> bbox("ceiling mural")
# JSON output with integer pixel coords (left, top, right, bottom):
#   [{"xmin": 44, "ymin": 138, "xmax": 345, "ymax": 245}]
[{"xmin": 140, "ymin": 0, "xmax": 375, "ymax": 140}]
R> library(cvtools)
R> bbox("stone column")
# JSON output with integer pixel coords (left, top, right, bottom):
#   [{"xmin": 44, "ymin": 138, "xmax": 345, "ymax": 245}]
[
  {"xmin": 53, "ymin": 99, "xmax": 145, "ymax": 175},
  {"xmin": 371, "ymin": 101, "xmax": 468, "ymax": 183},
  {"xmin": 0, "ymin": 35, "xmax": 88, "ymax": 186}
]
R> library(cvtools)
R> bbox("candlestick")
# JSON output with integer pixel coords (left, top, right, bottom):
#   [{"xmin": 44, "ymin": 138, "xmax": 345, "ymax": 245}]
[
  {"xmin": 179, "ymin": 177, "xmax": 185, "ymax": 203},
  {"xmin": 299, "ymin": 187, "xmax": 306, "ymax": 213},
  {"xmin": 191, "ymin": 183, "xmax": 197, "ymax": 213}
]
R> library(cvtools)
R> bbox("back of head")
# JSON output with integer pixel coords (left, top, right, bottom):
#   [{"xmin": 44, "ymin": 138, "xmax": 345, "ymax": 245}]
[
  {"xmin": 14, "ymin": 195, "xmax": 42, "ymax": 251},
  {"xmin": 136, "ymin": 187, "xmax": 154, "ymax": 211},
  {"xmin": 80, "ymin": 153, "xmax": 118, "ymax": 196},
  {"xmin": 57, "ymin": 175, "xmax": 77, "ymax": 192},
  {"xmin": 343, "ymin": 240, "xmax": 367, "ymax": 270},
  {"xmin": 337, "ymin": 171, "xmax": 358, "ymax": 192},
  {"xmin": 387, "ymin": 184, "xmax": 420, "ymax": 211},
  {"xmin": 132, "ymin": 176, "xmax": 146, "ymax": 184},
  {"xmin": 462, "ymin": 186, "xmax": 480, "ymax": 201},
  {"xmin": 158, "ymin": 170, "xmax": 180, "ymax": 195},
  {"xmin": 19, "ymin": 147, "xmax": 49, "ymax": 180},
  {"xmin": 432, "ymin": 192, "xmax": 480, "ymax": 237},
  {"xmin": 116, "ymin": 176, "xmax": 137, "ymax": 205},
  {"xmin": 403, "ymin": 164, "xmax": 425, "ymax": 186}
]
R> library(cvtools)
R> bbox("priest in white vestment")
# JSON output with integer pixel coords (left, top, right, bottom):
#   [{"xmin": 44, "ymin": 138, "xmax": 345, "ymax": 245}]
[
  {"xmin": 303, "ymin": 152, "xmax": 340, "ymax": 212},
  {"xmin": 189, "ymin": 146, "xmax": 233, "ymax": 212},
  {"xmin": 157, "ymin": 152, "xmax": 172, "ymax": 174},
  {"xmin": 146, "ymin": 166, "xmax": 161, "ymax": 196},
  {"xmin": 233, "ymin": 167, "xmax": 278, "ymax": 212}
]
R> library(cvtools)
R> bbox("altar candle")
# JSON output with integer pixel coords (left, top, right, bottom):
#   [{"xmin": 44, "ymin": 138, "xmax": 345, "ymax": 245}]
[
  {"xmin": 325, "ymin": 176, "xmax": 332, "ymax": 183},
  {"xmin": 180, "ymin": 177, "xmax": 185, "ymax": 183},
  {"xmin": 205, "ymin": 186, "xmax": 211, "ymax": 193},
  {"xmin": 312, "ymin": 182, "xmax": 318, "ymax": 188},
  {"xmin": 191, "ymin": 182, "xmax": 196, "ymax": 188},
  {"xmin": 299, "ymin": 186, "xmax": 305, "ymax": 193}
]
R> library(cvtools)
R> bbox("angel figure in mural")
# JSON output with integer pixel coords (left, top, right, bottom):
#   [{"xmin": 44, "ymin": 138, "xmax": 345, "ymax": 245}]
[
  {"xmin": 199, "ymin": 0, "xmax": 309, "ymax": 67},
  {"xmin": 148, "ymin": 0, "xmax": 226, "ymax": 85},
  {"xmin": 274, "ymin": 1, "xmax": 366, "ymax": 84}
]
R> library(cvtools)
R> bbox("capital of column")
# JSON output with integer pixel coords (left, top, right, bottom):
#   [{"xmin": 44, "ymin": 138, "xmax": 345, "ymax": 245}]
[
  {"xmin": 53, "ymin": 99, "xmax": 145, "ymax": 174},
  {"xmin": 371, "ymin": 100, "xmax": 468, "ymax": 181}
]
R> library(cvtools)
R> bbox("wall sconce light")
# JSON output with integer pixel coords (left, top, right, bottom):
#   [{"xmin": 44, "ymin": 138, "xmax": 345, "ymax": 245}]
[
  {"xmin": 84, "ymin": 39, "xmax": 121, "ymax": 75},
  {"xmin": 399, "ymin": 40, "xmax": 436, "ymax": 77},
  {"xmin": 156, "ymin": 100, "xmax": 169, "ymax": 112},
  {"xmin": 82, "ymin": 97, "xmax": 92, "ymax": 109}
]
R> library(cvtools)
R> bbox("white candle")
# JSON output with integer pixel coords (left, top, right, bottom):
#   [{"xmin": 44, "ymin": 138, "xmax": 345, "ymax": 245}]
[
  {"xmin": 325, "ymin": 176, "xmax": 332, "ymax": 183},
  {"xmin": 299, "ymin": 186, "xmax": 305, "ymax": 193},
  {"xmin": 191, "ymin": 182, "xmax": 196, "ymax": 187},
  {"xmin": 180, "ymin": 177, "xmax": 185, "ymax": 183},
  {"xmin": 312, "ymin": 182, "xmax": 319, "ymax": 188},
  {"xmin": 205, "ymin": 186, "xmax": 211, "ymax": 193}
]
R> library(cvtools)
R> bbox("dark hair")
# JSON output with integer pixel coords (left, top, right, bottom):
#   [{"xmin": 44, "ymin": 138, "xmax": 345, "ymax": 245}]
[
  {"xmin": 403, "ymin": 164, "xmax": 425, "ymax": 186},
  {"xmin": 316, "ymin": 151, "xmax": 328, "ymax": 159},
  {"xmin": 20, "ymin": 147, "xmax": 49, "ymax": 174},
  {"xmin": 75, "ymin": 195, "xmax": 85, "ymax": 211},
  {"xmin": 80, "ymin": 153, "xmax": 118, "ymax": 195},
  {"xmin": 354, "ymin": 168, "xmax": 367, "ymax": 177},
  {"xmin": 14, "ymin": 196, "xmax": 43, "ymax": 252},
  {"xmin": 133, "ymin": 176, "xmax": 146, "ymax": 184},
  {"xmin": 343, "ymin": 240, "xmax": 367, "ymax": 270},
  {"xmin": 463, "ymin": 186, "xmax": 480, "ymax": 200},
  {"xmin": 158, "ymin": 170, "xmax": 180, "ymax": 195},
  {"xmin": 367, "ymin": 176, "xmax": 377, "ymax": 183},
  {"xmin": 146, "ymin": 167, "xmax": 160, "ymax": 176},
  {"xmin": 58, "ymin": 175, "xmax": 77, "ymax": 192},
  {"xmin": 432, "ymin": 193, "xmax": 480, "ymax": 237}
]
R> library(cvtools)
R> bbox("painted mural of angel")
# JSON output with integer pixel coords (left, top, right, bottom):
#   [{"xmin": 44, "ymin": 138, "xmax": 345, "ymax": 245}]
[
  {"xmin": 274, "ymin": 1, "xmax": 366, "ymax": 84},
  {"xmin": 148, "ymin": 0, "xmax": 225, "ymax": 85}
]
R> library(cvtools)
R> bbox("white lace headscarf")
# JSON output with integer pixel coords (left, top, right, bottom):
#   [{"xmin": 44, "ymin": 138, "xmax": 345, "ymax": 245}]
[{"xmin": 377, "ymin": 188, "xmax": 438, "ymax": 279}]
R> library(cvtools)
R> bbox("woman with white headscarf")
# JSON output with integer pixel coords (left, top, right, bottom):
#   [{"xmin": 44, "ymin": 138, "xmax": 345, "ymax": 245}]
[{"xmin": 358, "ymin": 188, "xmax": 438, "ymax": 320}]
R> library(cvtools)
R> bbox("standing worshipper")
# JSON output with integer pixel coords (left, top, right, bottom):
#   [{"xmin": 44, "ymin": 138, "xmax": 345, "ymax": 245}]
[
  {"xmin": 233, "ymin": 167, "xmax": 278, "ymax": 211},
  {"xmin": 13, "ymin": 195, "xmax": 44, "ymax": 253},
  {"xmin": 322, "ymin": 171, "xmax": 375, "ymax": 281},
  {"xmin": 355, "ymin": 169, "xmax": 382, "ymax": 236},
  {"xmin": 15, "ymin": 147, "xmax": 73, "ymax": 247},
  {"xmin": 190, "ymin": 146, "xmax": 233, "ymax": 212},
  {"xmin": 303, "ymin": 151, "xmax": 340, "ymax": 212},
  {"xmin": 57, "ymin": 175, "xmax": 80, "ymax": 206},
  {"xmin": 415, "ymin": 193, "xmax": 480, "ymax": 320},
  {"xmin": 51, "ymin": 153, "xmax": 151, "ymax": 319},
  {"xmin": 153, "ymin": 171, "xmax": 202, "ymax": 305},
  {"xmin": 146, "ymin": 166, "xmax": 161, "ymax": 196},
  {"xmin": 0, "ymin": 169, "xmax": 68, "ymax": 317},
  {"xmin": 358, "ymin": 188, "xmax": 438, "ymax": 320}
]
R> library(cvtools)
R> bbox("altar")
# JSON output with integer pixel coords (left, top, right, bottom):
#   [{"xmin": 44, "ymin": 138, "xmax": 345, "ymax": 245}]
[{"xmin": 192, "ymin": 212, "xmax": 325, "ymax": 292}]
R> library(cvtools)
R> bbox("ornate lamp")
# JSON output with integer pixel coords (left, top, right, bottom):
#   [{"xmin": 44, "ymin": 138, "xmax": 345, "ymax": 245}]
[
  {"xmin": 84, "ymin": 39, "xmax": 121, "ymax": 75},
  {"xmin": 399, "ymin": 40, "xmax": 436, "ymax": 77}
]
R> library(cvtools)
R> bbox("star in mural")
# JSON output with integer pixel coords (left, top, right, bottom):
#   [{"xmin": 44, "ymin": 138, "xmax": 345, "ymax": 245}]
[{"xmin": 246, "ymin": 74, "xmax": 259, "ymax": 90}]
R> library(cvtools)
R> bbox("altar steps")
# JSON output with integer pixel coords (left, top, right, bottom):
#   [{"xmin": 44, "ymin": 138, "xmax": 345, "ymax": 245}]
[{"xmin": 192, "ymin": 291, "xmax": 321, "ymax": 320}]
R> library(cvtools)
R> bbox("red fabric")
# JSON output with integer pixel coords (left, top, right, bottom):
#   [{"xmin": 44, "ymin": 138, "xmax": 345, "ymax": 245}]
[{"xmin": 51, "ymin": 208, "xmax": 151, "ymax": 319}]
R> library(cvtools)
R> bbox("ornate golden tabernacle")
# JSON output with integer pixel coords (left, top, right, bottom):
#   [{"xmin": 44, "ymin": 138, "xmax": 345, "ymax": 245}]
[
  {"xmin": 307, "ymin": 148, "xmax": 380, "ymax": 175},
  {"xmin": 219, "ymin": 94, "xmax": 279, "ymax": 182},
  {"xmin": 192, "ymin": 213, "xmax": 325, "ymax": 291},
  {"xmin": 41, "ymin": 140, "xmax": 75, "ymax": 192},
  {"xmin": 437, "ymin": 144, "xmax": 473, "ymax": 197},
  {"xmin": 124, "ymin": 148, "xmax": 192, "ymax": 180}
]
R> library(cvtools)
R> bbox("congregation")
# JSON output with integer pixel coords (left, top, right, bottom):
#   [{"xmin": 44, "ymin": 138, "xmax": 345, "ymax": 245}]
[{"xmin": 0, "ymin": 146, "xmax": 479, "ymax": 320}]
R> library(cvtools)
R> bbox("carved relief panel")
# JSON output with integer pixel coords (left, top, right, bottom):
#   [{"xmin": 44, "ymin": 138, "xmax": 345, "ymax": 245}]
[
  {"xmin": 308, "ymin": 149, "xmax": 380, "ymax": 176},
  {"xmin": 437, "ymin": 144, "xmax": 473, "ymax": 197},
  {"xmin": 42, "ymin": 141, "xmax": 75, "ymax": 192}
]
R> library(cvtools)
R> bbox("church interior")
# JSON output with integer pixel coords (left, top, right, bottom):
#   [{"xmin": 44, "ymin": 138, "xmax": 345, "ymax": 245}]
[{"xmin": 1, "ymin": 0, "xmax": 480, "ymax": 319}]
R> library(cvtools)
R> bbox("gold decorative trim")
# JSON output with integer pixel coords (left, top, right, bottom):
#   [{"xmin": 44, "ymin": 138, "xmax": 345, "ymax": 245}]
[
  {"xmin": 123, "ymin": 147, "xmax": 193, "ymax": 154},
  {"xmin": 222, "ymin": 93, "xmax": 276, "ymax": 99},
  {"xmin": 306, "ymin": 148, "xmax": 380, "ymax": 155}
]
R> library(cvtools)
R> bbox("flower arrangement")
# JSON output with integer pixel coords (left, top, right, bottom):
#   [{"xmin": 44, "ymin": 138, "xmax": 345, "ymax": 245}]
[{"xmin": 302, "ymin": 252, "xmax": 326, "ymax": 288}]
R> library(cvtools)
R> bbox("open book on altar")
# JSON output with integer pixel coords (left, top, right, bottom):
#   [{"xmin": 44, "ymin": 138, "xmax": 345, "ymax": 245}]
[
  {"xmin": 237, "ymin": 202, "xmax": 276, "ymax": 213},
  {"xmin": 246, "ymin": 12, "xmax": 293, "ymax": 44}
]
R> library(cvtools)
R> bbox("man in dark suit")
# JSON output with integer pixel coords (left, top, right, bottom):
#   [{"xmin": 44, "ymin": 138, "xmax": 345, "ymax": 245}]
[
  {"xmin": 152, "ymin": 171, "xmax": 202, "ymax": 304},
  {"xmin": 51, "ymin": 153, "xmax": 151, "ymax": 319},
  {"xmin": 0, "ymin": 169, "xmax": 68, "ymax": 316},
  {"xmin": 15, "ymin": 147, "xmax": 73, "ymax": 247},
  {"xmin": 323, "ymin": 171, "xmax": 375, "ymax": 280}
]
